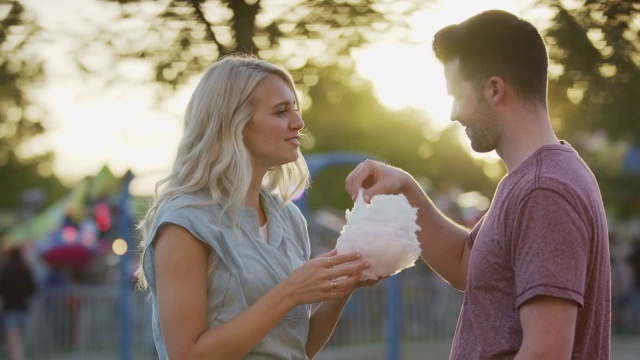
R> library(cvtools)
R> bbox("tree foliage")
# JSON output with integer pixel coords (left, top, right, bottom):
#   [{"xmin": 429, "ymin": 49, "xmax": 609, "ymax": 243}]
[
  {"xmin": 92, "ymin": 0, "xmax": 498, "ymax": 215},
  {"xmin": 542, "ymin": 0, "xmax": 640, "ymax": 145},
  {"xmin": 0, "ymin": 1, "xmax": 68, "ymax": 216},
  {"xmin": 301, "ymin": 66, "xmax": 498, "ymax": 211},
  {"xmin": 0, "ymin": 1, "xmax": 45, "ymax": 167},
  {"xmin": 539, "ymin": 0, "xmax": 640, "ymax": 217},
  {"xmin": 0, "ymin": 150, "xmax": 67, "ymax": 210},
  {"xmin": 100, "ymin": 0, "xmax": 425, "ymax": 90}
]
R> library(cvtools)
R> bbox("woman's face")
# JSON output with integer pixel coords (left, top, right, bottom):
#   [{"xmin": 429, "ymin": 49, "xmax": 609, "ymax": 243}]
[{"xmin": 243, "ymin": 74, "xmax": 304, "ymax": 172}]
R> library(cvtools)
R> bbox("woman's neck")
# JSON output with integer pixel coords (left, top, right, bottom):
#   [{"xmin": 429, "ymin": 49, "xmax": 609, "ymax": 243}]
[{"xmin": 246, "ymin": 173, "xmax": 267, "ymax": 225}]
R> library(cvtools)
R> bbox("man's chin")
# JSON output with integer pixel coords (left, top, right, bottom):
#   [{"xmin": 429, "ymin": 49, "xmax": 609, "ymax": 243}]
[{"xmin": 470, "ymin": 141, "xmax": 495, "ymax": 154}]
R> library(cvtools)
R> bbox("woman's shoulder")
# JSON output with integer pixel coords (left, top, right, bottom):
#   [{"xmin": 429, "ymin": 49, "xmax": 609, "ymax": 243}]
[
  {"xmin": 160, "ymin": 191, "xmax": 213, "ymax": 211},
  {"xmin": 155, "ymin": 191, "xmax": 220, "ymax": 224},
  {"xmin": 150, "ymin": 192, "xmax": 228, "ymax": 246},
  {"xmin": 165, "ymin": 190, "xmax": 209, "ymax": 205}
]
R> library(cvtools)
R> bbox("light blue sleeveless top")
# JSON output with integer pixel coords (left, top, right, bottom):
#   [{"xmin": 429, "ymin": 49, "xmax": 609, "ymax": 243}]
[{"xmin": 141, "ymin": 189, "xmax": 311, "ymax": 359}]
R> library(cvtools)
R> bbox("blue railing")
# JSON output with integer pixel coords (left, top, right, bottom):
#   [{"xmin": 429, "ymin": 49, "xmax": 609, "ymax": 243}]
[{"xmin": 22, "ymin": 269, "xmax": 463, "ymax": 359}]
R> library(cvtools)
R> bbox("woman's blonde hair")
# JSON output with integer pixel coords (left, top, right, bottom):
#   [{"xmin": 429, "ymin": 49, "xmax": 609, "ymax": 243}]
[{"xmin": 135, "ymin": 54, "xmax": 310, "ymax": 288}]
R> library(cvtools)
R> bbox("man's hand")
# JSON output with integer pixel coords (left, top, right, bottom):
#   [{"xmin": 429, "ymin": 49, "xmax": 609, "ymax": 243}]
[{"xmin": 345, "ymin": 160, "xmax": 414, "ymax": 202}]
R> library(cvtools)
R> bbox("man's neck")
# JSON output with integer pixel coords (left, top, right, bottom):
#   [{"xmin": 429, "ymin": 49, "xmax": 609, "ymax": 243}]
[{"xmin": 497, "ymin": 107, "xmax": 558, "ymax": 172}]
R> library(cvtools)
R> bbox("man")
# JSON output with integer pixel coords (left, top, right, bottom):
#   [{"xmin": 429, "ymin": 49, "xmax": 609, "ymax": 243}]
[{"xmin": 345, "ymin": 9, "xmax": 610, "ymax": 359}]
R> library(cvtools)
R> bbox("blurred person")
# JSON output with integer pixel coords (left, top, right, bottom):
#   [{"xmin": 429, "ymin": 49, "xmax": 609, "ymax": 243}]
[
  {"xmin": 0, "ymin": 247, "xmax": 36, "ymax": 360},
  {"xmin": 432, "ymin": 180, "xmax": 464, "ymax": 225},
  {"xmin": 345, "ymin": 9, "xmax": 610, "ymax": 359},
  {"xmin": 136, "ymin": 54, "xmax": 374, "ymax": 360},
  {"xmin": 622, "ymin": 236, "xmax": 640, "ymax": 332},
  {"xmin": 628, "ymin": 236, "xmax": 640, "ymax": 295}
]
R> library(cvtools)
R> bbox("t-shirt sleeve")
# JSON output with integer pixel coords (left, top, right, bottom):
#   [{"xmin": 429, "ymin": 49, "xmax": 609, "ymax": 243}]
[
  {"xmin": 141, "ymin": 199, "xmax": 223, "ymax": 291},
  {"xmin": 512, "ymin": 188, "xmax": 589, "ymax": 308}
]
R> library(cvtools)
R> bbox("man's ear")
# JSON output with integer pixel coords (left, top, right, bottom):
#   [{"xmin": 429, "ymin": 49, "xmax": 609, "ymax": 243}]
[{"xmin": 485, "ymin": 76, "xmax": 505, "ymax": 104}]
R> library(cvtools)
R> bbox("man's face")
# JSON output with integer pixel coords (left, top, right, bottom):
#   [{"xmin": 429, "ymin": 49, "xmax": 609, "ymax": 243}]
[{"xmin": 443, "ymin": 59, "xmax": 503, "ymax": 153}]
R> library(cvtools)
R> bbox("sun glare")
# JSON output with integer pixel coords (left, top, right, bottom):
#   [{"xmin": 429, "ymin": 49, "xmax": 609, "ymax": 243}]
[
  {"xmin": 25, "ymin": 0, "xmax": 534, "ymax": 195},
  {"xmin": 353, "ymin": 43, "xmax": 452, "ymax": 130},
  {"xmin": 353, "ymin": 0, "xmax": 529, "ymax": 163}
]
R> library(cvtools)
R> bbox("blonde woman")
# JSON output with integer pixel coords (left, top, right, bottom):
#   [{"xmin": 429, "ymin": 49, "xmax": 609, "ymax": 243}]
[{"xmin": 137, "ymin": 54, "xmax": 371, "ymax": 359}]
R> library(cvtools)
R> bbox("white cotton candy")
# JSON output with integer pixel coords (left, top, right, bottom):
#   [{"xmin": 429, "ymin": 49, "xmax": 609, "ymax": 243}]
[{"xmin": 335, "ymin": 188, "xmax": 422, "ymax": 280}]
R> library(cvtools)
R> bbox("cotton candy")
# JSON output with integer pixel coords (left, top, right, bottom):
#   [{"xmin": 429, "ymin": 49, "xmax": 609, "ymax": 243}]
[{"xmin": 335, "ymin": 188, "xmax": 422, "ymax": 280}]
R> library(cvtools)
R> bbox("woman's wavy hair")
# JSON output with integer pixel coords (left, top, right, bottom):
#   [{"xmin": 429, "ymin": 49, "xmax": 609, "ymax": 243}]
[{"xmin": 135, "ymin": 54, "xmax": 310, "ymax": 288}]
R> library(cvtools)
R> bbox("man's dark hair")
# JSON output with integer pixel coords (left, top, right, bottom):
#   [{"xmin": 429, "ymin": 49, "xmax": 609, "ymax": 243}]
[{"xmin": 432, "ymin": 9, "xmax": 548, "ymax": 105}]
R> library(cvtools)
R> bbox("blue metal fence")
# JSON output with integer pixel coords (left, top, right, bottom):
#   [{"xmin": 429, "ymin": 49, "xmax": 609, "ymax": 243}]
[{"xmin": 20, "ymin": 268, "xmax": 462, "ymax": 359}]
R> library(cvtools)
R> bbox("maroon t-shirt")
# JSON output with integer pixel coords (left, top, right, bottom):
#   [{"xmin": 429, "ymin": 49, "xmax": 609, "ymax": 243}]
[{"xmin": 450, "ymin": 142, "xmax": 610, "ymax": 359}]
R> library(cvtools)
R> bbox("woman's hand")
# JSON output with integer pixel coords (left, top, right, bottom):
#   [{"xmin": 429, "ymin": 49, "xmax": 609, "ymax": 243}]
[
  {"xmin": 281, "ymin": 249, "xmax": 370, "ymax": 306},
  {"xmin": 354, "ymin": 275, "xmax": 387, "ymax": 289}
]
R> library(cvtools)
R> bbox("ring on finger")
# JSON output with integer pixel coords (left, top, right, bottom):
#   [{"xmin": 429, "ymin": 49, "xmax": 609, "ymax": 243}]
[
  {"xmin": 330, "ymin": 278, "xmax": 338, "ymax": 291},
  {"xmin": 327, "ymin": 258, "xmax": 334, "ymax": 268}
]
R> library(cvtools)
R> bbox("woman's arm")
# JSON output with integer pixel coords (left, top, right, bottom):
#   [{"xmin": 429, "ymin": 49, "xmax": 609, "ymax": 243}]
[
  {"xmin": 305, "ymin": 276, "xmax": 379, "ymax": 358},
  {"xmin": 305, "ymin": 296, "xmax": 351, "ymax": 358},
  {"xmin": 155, "ymin": 224, "xmax": 287, "ymax": 359},
  {"xmin": 154, "ymin": 224, "xmax": 369, "ymax": 360}
]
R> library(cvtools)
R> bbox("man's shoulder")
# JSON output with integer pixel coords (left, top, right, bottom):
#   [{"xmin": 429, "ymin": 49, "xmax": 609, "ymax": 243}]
[{"xmin": 536, "ymin": 147, "xmax": 599, "ymax": 195}]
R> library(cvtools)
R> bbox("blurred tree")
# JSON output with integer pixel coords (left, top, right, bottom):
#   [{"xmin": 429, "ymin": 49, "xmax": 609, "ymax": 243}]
[
  {"xmin": 93, "ymin": 0, "xmax": 501, "ymax": 211},
  {"xmin": 98, "ymin": 0, "xmax": 428, "ymax": 91},
  {"xmin": 0, "ymin": 151, "xmax": 67, "ymax": 210},
  {"xmin": 302, "ymin": 66, "xmax": 498, "ymax": 212},
  {"xmin": 0, "ymin": 2, "xmax": 44, "ymax": 166},
  {"xmin": 539, "ymin": 0, "xmax": 640, "ymax": 217},
  {"xmin": 0, "ymin": 1, "xmax": 68, "ymax": 215},
  {"xmin": 542, "ymin": 0, "xmax": 640, "ymax": 144}
]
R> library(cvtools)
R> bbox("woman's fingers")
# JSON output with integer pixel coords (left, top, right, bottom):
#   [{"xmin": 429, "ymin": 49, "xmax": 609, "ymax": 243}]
[
  {"xmin": 327, "ymin": 273, "xmax": 362, "ymax": 293},
  {"xmin": 315, "ymin": 248, "xmax": 338, "ymax": 259},
  {"xmin": 331, "ymin": 263, "xmax": 371, "ymax": 291},
  {"xmin": 331, "ymin": 258, "xmax": 369, "ymax": 278},
  {"xmin": 314, "ymin": 252, "xmax": 371, "ymax": 294},
  {"xmin": 321, "ymin": 251, "xmax": 362, "ymax": 268},
  {"xmin": 287, "ymin": 251, "xmax": 373, "ymax": 302}
]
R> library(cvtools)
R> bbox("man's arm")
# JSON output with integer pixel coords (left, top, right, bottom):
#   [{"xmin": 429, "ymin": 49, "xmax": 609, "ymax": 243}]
[
  {"xmin": 403, "ymin": 181, "xmax": 471, "ymax": 290},
  {"xmin": 346, "ymin": 160, "xmax": 471, "ymax": 290},
  {"xmin": 515, "ymin": 295, "xmax": 578, "ymax": 360}
]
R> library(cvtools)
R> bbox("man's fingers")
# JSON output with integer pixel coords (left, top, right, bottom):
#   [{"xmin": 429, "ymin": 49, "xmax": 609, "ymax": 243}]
[
  {"xmin": 345, "ymin": 163, "xmax": 362, "ymax": 200},
  {"xmin": 346, "ymin": 160, "xmax": 376, "ymax": 200}
]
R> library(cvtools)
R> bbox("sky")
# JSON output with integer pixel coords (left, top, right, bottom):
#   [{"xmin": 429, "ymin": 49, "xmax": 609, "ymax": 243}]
[{"xmin": 20, "ymin": 0, "xmax": 542, "ymax": 196}]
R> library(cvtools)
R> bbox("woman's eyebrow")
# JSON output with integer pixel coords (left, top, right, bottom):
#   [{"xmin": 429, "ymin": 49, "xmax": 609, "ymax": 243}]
[{"xmin": 270, "ymin": 100, "xmax": 295, "ymax": 109}]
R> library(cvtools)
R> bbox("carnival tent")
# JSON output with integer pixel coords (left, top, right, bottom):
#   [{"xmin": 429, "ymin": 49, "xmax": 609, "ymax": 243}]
[{"xmin": 4, "ymin": 166, "xmax": 124, "ymax": 247}]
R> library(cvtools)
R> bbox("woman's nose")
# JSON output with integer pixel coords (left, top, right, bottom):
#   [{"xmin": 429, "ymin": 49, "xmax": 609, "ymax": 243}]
[{"xmin": 292, "ymin": 112, "xmax": 304, "ymax": 129}]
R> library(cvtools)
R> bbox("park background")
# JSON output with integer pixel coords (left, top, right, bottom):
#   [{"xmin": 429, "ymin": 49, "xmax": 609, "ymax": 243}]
[{"xmin": 1, "ymin": 0, "xmax": 640, "ymax": 358}]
